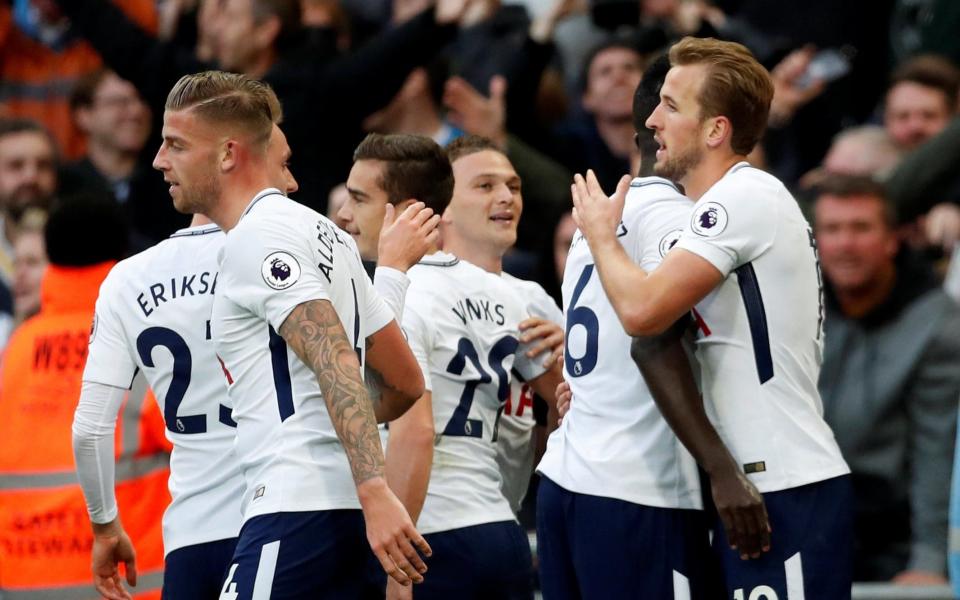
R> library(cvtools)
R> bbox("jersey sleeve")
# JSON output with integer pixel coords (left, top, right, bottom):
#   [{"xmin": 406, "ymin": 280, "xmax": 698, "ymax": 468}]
[
  {"xmin": 373, "ymin": 266, "xmax": 410, "ymax": 322},
  {"xmin": 363, "ymin": 267, "xmax": 396, "ymax": 336},
  {"xmin": 220, "ymin": 218, "xmax": 331, "ymax": 332},
  {"xmin": 82, "ymin": 267, "xmax": 139, "ymax": 389},
  {"xmin": 400, "ymin": 292, "xmax": 433, "ymax": 392},
  {"xmin": 673, "ymin": 184, "xmax": 778, "ymax": 277},
  {"xmin": 631, "ymin": 195, "xmax": 691, "ymax": 272}
]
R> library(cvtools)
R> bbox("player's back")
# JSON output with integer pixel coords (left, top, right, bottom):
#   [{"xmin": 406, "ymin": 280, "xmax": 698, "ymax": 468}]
[
  {"xmin": 83, "ymin": 223, "xmax": 242, "ymax": 553},
  {"xmin": 674, "ymin": 163, "xmax": 849, "ymax": 493},
  {"xmin": 538, "ymin": 177, "xmax": 702, "ymax": 510},
  {"xmin": 403, "ymin": 253, "xmax": 545, "ymax": 534},
  {"xmin": 213, "ymin": 190, "xmax": 393, "ymax": 522}
]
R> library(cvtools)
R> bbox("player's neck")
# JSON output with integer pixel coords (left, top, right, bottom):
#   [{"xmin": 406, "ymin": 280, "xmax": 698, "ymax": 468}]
[
  {"xmin": 443, "ymin": 236, "xmax": 502, "ymax": 274},
  {"xmin": 682, "ymin": 154, "xmax": 745, "ymax": 201},
  {"xmin": 834, "ymin": 263, "xmax": 897, "ymax": 319},
  {"xmin": 211, "ymin": 172, "xmax": 277, "ymax": 232}
]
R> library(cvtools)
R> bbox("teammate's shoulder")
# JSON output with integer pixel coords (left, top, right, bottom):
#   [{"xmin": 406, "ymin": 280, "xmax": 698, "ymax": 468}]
[
  {"xmin": 715, "ymin": 162, "xmax": 786, "ymax": 197},
  {"xmin": 627, "ymin": 176, "xmax": 685, "ymax": 202},
  {"xmin": 236, "ymin": 189, "xmax": 315, "ymax": 230},
  {"xmin": 501, "ymin": 272, "xmax": 549, "ymax": 298}
]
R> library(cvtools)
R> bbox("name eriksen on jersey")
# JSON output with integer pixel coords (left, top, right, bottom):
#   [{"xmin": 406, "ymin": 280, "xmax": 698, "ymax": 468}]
[
  {"xmin": 316, "ymin": 220, "xmax": 346, "ymax": 283},
  {"xmin": 137, "ymin": 271, "xmax": 218, "ymax": 317},
  {"xmin": 451, "ymin": 297, "xmax": 505, "ymax": 326}
]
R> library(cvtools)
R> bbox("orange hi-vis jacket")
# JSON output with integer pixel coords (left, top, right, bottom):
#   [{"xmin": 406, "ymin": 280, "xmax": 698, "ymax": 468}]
[
  {"xmin": 0, "ymin": 262, "xmax": 171, "ymax": 599},
  {"xmin": 0, "ymin": 1, "xmax": 156, "ymax": 160}
]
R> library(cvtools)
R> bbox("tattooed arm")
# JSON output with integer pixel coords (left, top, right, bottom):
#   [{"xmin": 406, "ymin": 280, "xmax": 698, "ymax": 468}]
[
  {"xmin": 366, "ymin": 321, "xmax": 426, "ymax": 423},
  {"xmin": 279, "ymin": 299, "xmax": 432, "ymax": 586}
]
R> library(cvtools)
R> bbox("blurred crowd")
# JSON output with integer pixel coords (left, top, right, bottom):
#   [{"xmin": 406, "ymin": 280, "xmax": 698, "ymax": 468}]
[{"xmin": 2, "ymin": 0, "xmax": 960, "ymax": 592}]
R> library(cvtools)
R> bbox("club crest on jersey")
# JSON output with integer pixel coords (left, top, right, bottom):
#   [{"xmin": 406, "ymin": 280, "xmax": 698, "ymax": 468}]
[
  {"xmin": 659, "ymin": 229, "xmax": 684, "ymax": 257},
  {"xmin": 261, "ymin": 251, "xmax": 301, "ymax": 290},
  {"xmin": 691, "ymin": 202, "xmax": 728, "ymax": 237}
]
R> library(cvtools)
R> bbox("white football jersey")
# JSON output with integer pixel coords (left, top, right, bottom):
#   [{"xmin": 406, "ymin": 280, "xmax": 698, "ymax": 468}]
[
  {"xmin": 83, "ymin": 224, "xmax": 242, "ymax": 554},
  {"xmin": 402, "ymin": 253, "xmax": 547, "ymax": 534},
  {"xmin": 537, "ymin": 177, "xmax": 702, "ymax": 510},
  {"xmin": 212, "ymin": 189, "xmax": 394, "ymax": 522},
  {"xmin": 673, "ymin": 162, "xmax": 849, "ymax": 493},
  {"xmin": 496, "ymin": 273, "xmax": 562, "ymax": 513}
]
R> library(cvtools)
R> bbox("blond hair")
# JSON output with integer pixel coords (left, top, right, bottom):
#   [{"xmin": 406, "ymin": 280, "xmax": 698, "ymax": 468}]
[
  {"xmin": 165, "ymin": 71, "xmax": 281, "ymax": 151},
  {"xmin": 669, "ymin": 37, "xmax": 773, "ymax": 155}
]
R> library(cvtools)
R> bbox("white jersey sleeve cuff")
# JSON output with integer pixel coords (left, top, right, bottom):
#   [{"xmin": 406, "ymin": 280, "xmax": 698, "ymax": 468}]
[
  {"xmin": 674, "ymin": 237, "xmax": 736, "ymax": 277},
  {"xmin": 374, "ymin": 266, "xmax": 410, "ymax": 322},
  {"xmin": 72, "ymin": 381, "xmax": 127, "ymax": 524}
]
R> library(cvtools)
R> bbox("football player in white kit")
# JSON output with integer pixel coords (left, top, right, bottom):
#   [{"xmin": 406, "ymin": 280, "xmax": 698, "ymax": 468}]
[
  {"xmin": 393, "ymin": 135, "xmax": 562, "ymax": 600},
  {"xmin": 572, "ymin": 38, "xmax": 852, "ymax": 599},
  {"xmin": 150, "ymin": 71, "xmax": 431, "ymax": 599},
  {"xmin": 72, "ymin": 123, "xmax": 297, "ymax": 600},
  {"xmin": 536, "ymin": 56, "xmax": 714, "ymax": 600}
]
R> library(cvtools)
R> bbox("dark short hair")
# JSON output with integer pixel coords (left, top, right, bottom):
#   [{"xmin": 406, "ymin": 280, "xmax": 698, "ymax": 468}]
[
  {"xmin": 888, "ymin": 54, "xmax": 960, "ymax": 110},
  {"xmin": 634, "ymin": 53, "xmax": 671, "ymax": 173},
  {"xmin": 0, "ymin": 118, "xmax": 59, "ymax": 163},
  {"xmin": 445, "ymin": 134, "xmax": 503, "ymax": 164},
  {"xmin": 45, "ymin": 196, "xmax": 128, "ymax": 266},
  {"xmin": 580, "ymin": 38, "xmax": 642, "ymax": 93},
  {"xmin": 70, "ymin": 68, "xmax": 110, "ymax": 111},
  {"xmin": 813, "ymin": 174, "xmax": 897, "ymax": 226},
  {"xmin": 353, "ymin": 133, "xmax": 454, "ymax": 216}
]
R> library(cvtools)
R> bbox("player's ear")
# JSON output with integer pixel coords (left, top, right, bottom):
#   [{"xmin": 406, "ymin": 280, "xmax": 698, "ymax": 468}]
[
  {"xmin": 396, "ymin": 198, "xmax": 418, "ymax": 211},
  {"xmin": 705, "ymin": 115, "xmax": 732, "ymax": 150},
  {"xmin": 220, "ymin": 139, "xmax": 239, "ymax": 173}
]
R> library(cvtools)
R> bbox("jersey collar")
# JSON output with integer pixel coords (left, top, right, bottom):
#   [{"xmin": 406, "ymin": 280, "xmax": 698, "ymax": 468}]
[
  {"xmin": 630, "ymin": 176, "xmax": 682, "ymax": 194},
  {"xmin": 169, "ymin": 223, "xmax": 222, "ymax": 238},
  {"xmin": 238, "ymin": 188, "xmax": 284, "ymax": 222}
]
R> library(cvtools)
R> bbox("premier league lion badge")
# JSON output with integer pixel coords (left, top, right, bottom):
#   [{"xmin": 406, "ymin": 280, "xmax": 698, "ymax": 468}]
[
  {"xmin": 261, "ymin": 251, "xmax": 302, "ymax": 290},
  {"xmin": 691, "ymin": 201, "xmax": 728, "ymax": 237}
]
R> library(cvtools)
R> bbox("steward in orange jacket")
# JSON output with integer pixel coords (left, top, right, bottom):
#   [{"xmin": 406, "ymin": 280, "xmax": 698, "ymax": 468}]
[{"xmin": 0, "ymin": 198, "xmax": 170, "ymax": 599}]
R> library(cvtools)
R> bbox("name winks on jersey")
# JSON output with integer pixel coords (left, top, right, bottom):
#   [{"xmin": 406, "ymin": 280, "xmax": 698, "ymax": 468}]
[
  {"xmin": 136, "ymin": 271, "xmax": 217, "ymax": 317},
  {"xmin": 451, "ymin": 296, "xmax": 506, "ymax": 326}
]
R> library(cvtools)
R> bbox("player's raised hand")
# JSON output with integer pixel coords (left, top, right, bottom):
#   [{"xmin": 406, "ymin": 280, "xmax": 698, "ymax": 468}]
[
  {"xmin": 519, "ymin": 317, "xmax": 564, "ymax": 368},
  {"xmin": 710, "ymin": 467, "xmax": 771, "ymax": 560},
  {"xmin": 358, "ymin": 477, "xmax": 433, "ymax": 586},
  {"xmin": 555, "ymin": 380, "xmax": 572, "ymax": 423},
  {"xmin": 570, "ymin": 170, "xmax": 630, "ymax": 249},
  {"xmin": 91, "ymin": 520, "xmax": 137, "ymax": 600},
  {"xmin": 378, "ymin": 201, "xmax": 441, "ymax": 273}
]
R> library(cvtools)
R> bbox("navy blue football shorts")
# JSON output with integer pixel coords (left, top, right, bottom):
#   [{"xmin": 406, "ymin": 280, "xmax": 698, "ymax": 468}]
[
  {"xmin": 163, "ymin": 537, "xmax": 237, "ymax": 600},
  {"xmin": 536, "ymin": 475, "xmax": 717, "ymax": 599},
  {"xmin": 218, "ymin": 510, "xmax": 370, "ymax": 599},
  {"xmin": 712, "ymin": 475, "xmax": 853, "ymax": 600}
]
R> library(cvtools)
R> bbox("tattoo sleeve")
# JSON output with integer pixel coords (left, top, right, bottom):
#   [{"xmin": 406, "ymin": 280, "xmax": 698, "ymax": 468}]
[{"xmin": 280, "ymin": 299, "xmax": 384, "ymax": 485}]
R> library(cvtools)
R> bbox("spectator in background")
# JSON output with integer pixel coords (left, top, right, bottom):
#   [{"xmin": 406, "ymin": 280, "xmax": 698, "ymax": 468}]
[
  {"xmin": 0, "ymin": 196, "xmax": 170, "ymax": 598},
  {"xmin": 0, "ymin": 0, "xmax": 156, "ymax": 159},
  {"xmin": 0, "ymin": 118, "xmax": 57, "ymax": 286},
  {"xmin": 11, "ymin": 207, "xmax": 46, "ymax": 325},
  {"xmin": 814, "ymin": 174, "xmax": 960, "ymax": 584},
  {"xmin": 550, "ymin": 39, "xmax": 642, "ymax": 191},
  {"xmin": 884, "ymin": 54, "xmax": 960, "ymax": 152},
  {"xmin": 54, "ymin": 0, "xmax": 473, "ymax": 211},
  {"xmin": 61, "ymin": 68, "xmax": 188, "ymax": 249},
  {"xmin": 798, "ymin": 125, "xmax": 903, "ymax": 191}
]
